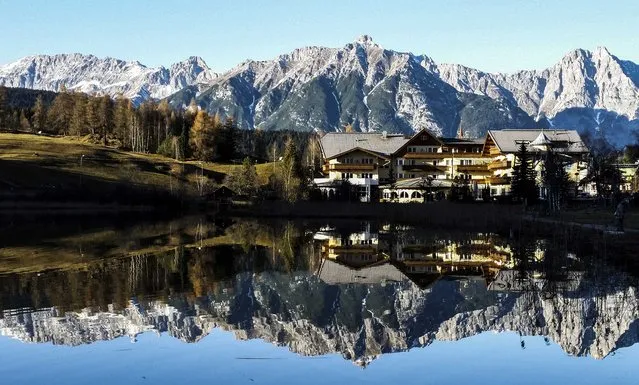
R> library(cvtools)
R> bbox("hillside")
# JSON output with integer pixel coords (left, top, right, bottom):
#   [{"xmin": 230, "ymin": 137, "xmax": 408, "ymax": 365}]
[{"xmin": 0, "ymin": 133, "xmax": 274, "ymax": 207}]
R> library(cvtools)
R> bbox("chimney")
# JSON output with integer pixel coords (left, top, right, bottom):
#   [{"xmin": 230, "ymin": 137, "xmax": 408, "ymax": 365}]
[{"xmin": 381, "ymin": 131, "xmax": 387, "ymax": 139}]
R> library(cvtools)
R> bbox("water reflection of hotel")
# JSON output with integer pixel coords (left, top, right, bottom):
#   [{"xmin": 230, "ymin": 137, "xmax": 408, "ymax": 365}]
[{"xmin": 313, "ymin": 227, "xmax": 515, "ymax": 288}]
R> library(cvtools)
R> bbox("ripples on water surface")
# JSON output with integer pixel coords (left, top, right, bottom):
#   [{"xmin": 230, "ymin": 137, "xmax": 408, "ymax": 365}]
[{"xmin": 1, "ymin": 216, "xmax": 638, "ymax": 384}]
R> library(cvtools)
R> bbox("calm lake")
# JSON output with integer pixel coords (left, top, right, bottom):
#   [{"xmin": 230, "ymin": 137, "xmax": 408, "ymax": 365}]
[{"xmin": 1, "ymin": 216, "xmax": 638, "ymax": 384}]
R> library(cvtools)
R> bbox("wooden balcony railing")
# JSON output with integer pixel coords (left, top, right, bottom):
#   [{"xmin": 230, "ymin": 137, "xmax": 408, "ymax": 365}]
[
  {"xmin": 403, "ymin": 152, "xmax": 486, "ymax": 160},
  {"xmin": 456, "ymin": 164, "xmax": 490, "ymax": 174},
  {"xmin": 486, "ymin": 176, "xmax": 511, "ymax": 185},
  {"xmin": 323, "ymin": 163, "xmax": 377, "ymax": 172},
  {"xmin": 402, "ymin": 164, "xmax": 447, "ymax": 173},
  {"xmin": 488, "ymin": 160, "xmax": 511, "ymax": 171}
]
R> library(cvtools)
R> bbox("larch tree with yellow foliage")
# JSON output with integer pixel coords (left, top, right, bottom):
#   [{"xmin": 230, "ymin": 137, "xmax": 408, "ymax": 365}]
[{"xmin": 189, "ymin": 110, "xmax": 216, "ymax": 161}]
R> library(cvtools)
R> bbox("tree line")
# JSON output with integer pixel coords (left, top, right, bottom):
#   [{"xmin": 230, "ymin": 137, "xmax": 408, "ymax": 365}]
[
  {"xmin": 0, "ymin": 86, "xmax": 324, "ymax": 202},
  {"xmin": 0, "ymin": 86, "xmax": 318, "ymax": 164}
]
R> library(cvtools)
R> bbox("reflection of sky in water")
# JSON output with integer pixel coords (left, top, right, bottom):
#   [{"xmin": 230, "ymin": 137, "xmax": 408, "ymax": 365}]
[{"xmin": 1, "ymin": 329, "xmax": 638, "ymax": 385}]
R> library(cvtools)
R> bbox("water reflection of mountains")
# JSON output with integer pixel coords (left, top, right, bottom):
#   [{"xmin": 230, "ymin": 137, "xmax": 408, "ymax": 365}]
[{"xmin": 1, "ymin": 220, "xmax": 638, "ymax": 363}]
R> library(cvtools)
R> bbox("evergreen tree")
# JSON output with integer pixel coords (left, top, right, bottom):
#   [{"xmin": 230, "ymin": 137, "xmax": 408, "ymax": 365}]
[
  {"xmin": 10, "ymin": 110, "xmax": 20, "ymax": 132},
  {"xmin": 543, "ymin": 151, "xmax": 571, "ymax": 212},
  {"xmin": 585, "ymin": 153, "xmax": 622, "ymax": 202},
  {"xmin": 85, "ymin": 97, "xmax": 101, "ymax": 136},
  {"xmin": 98, "ymin": 95, "xmax": 114, "ymax": 145},
  {"xmin": 31, "ymin": 95, "xmax": 46, "ymax": 133},
  {"xmin": 0, "ymin": 86, "xmax": 6, "ymax": 130},
  {"xmin": 46, "ymin": 91, "xmax": 74, "ymax": 134},
  {"xmin": 218, "ymin": 117, "xmax": 238, "ymax": 162},
  {"xmin": 225, "ymin": 157, "xmax": 259, "ymax": 197},
  {"xmin": 19, "ymin": 110, "xmax": 31, "ymax": 132},
  {"xmin": 510, "ymin": 142, "xmax": 538, "ymax": 203},
  {"xmin": 114, "ymin": 97, "xmax": 133, "ymax": 148},
  {"xmin": 69, "ymin": 95, "xmax": 87, "ymax": 136}
]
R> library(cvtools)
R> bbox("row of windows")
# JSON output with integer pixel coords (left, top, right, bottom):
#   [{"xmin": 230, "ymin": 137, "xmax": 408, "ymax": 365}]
[
  {"xmin": 396, "ymin": 173, "xmax": 440, "ymax": 179},
  {"xmin": 407, "ymin": 147, "xmax": 439, "ymax": 153},
  {"xmin": 383, "ymin": 191, "xmax": 423, "ymax": 199},
  {"xmin": 341, "ymin": 173, "xmax": 375, "ymax": 179},
  {"xmin": 406, "ymin": 146, "xmax": 482, "ymax": 154},
  {"xmin": 399, "ymin": 159, "xmax": 475, "ymax": 166},
  {"xmin": 344, "ymin": 239, "xmax": 375, "ymax": 245},
  {"xmin": 341, "ymin": 158, "xmax": 375, "ymax": 164}
]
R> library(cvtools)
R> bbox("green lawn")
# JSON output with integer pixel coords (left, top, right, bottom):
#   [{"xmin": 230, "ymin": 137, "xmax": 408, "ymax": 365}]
[{"xmin": 0, "ymin": 133, "xmax": 276, "ymax": 197}]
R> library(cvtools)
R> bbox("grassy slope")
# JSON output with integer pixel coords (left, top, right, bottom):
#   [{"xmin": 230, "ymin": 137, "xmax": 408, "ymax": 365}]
[{"xmin": 0, "ymin": 133, "xmax": 275, "ymax": 200}]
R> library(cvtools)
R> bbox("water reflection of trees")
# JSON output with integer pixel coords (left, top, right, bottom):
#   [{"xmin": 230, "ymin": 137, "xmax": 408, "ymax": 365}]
[{"xmin": 2, "ymin": 219, "xmax": 639, "ymax": 361}]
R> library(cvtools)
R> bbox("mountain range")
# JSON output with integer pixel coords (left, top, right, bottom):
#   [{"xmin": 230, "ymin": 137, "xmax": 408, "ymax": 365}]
[
  {"xmin": 2, "ymin": 272, "xmax": 637, "ymax": 363},
  {"xmin": 1, "ymin": 36, "xmax": 638, "ymax": 145}
]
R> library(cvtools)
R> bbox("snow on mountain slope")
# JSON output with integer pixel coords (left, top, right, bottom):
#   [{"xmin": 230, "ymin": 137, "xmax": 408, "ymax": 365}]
[
  {"xmin": 167, "ymin": 35, "xmax": 533, "ymax": 137},
  {"xmin": 0, "ymin": 54, "xmax": 217, "ymax": 105},
  {"xmin": 2, "ymin": 37, "xmax": 639, "ymax": 144},
  {"xmin": 435, "ymin": 47, "xmax": 639, "ymax": 146}
]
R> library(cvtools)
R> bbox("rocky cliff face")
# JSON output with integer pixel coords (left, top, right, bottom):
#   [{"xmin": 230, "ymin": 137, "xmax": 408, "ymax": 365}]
[
  {"xmin": 0, "ymin": 54, "xmax": 217, "ymax": 105},
  {"xmin": 2, "ymin": 271, "xmax": 637, "ymax": 363},
  {"xmin": 167, "ymin": 36, "xmax": 535, "ymax": 137},
  {"xmin": 2, "ymin": 38, "xmax": 638, "ymax": 143},
  {"xmin": 437, "ymin": 47, "xmax": 639, "ymax": 146}
]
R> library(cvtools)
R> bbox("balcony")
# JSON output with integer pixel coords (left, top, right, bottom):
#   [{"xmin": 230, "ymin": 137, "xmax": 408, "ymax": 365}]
[
  {"xmin": 404, "ymin": 152, "xmax": 485, "ymax": 160},
  {"xmin": 486, "ymin": 176, "xmax": 511, "ymax": 185},
  {"xmin": 456, "ymin": 164, "xmax": 491, "ymax": 174},
  {"xmin": 323, "ymin": 163, "xmax": 377, "ymax": 172},
  {"xmin": 488, "ymin": 160, "xmax": 511, "ymax": 171},
  {"xmin": 402, "ymin": 163, "xmax": 447, "ymax": 174}
]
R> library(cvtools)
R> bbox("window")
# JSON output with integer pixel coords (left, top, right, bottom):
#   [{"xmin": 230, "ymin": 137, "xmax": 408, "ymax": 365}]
[
  {"xmin": 398, "ymin": 159, "xmax": 404, "ymax": 166},
  {"xmin": 432, "ymin": 161, "xmax": 437, "ymax": 166},
  {"xmin": 446, "ymin": 160, "xmax": 450, "ymax": 166},
  {"xmin": 410, "ymin": 174, "xmax": 415, "ymax": 178}
]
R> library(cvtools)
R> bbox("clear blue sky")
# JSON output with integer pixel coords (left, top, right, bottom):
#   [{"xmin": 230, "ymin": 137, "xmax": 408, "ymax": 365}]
[{"xmin": 1, "ymin": 0, "xmax": 637, "ymax": 73}]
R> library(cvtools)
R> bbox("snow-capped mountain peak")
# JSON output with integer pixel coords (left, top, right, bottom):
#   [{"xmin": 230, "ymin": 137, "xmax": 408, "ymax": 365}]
[
  {"xmin": 0, "ymin": 53, "xmax": 218, "ymax": 104},
  {"xmin": 1, "ymin": 39, "xmax": 639, "ymax": 145}
]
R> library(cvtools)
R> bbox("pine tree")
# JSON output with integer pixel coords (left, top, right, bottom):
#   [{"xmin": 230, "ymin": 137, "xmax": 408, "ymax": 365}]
[
  {"xmin": 510, "ymin": 142, "xmax": 538, "ymax": 203},
  {"xmin": 19, "ymin": 110, "xmax": 31, "ymax": 132},
  {"xmin": 225, "ymin": 157, "xmax": 259, "ymax": 197},
  {"xmin": 10, "ymin": 110, "xmax": 20, "ymax": 132},
  {"xmin": 114, "ymin": 97, "xmax": 133, "ymax": 148},
  {"xmin": 218, "ymin": 117, "xmax": 238, "ymax": 162},
  {"xmin": 31, "ymin": 95, "xmax": 46, "ymax": 133},
  {"xmin": 543, "ymin": 151, "xmax": 571, "ymax": 212},
  {"xmin": 69, "ymin": 95, "xmax": 87, "ymax": 136},
  {"xmin": 0, "ymin": 86, "xmax": 7, "ymax": 130},
  {"xmin": 46, "ymin": 91, "xmax": 74, "ymax": 134},
  {"xmin": 157, "ymin": 99, "xmax": 172, "ymax": 140},
  {"xmin": 99, "ymin": 95, "xmax": 113, "ymax": 145},
  {"xmin": 85, "ymin": 97, "xmax": 101, "ymax": 136}
]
